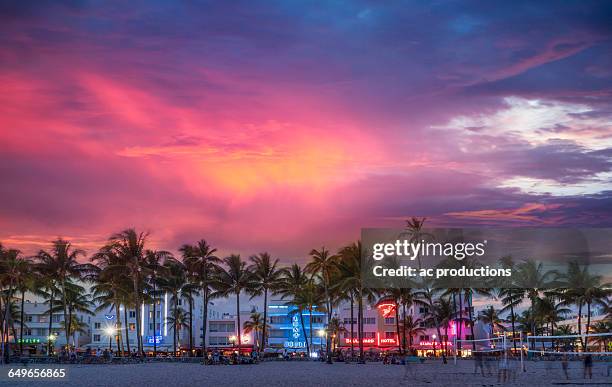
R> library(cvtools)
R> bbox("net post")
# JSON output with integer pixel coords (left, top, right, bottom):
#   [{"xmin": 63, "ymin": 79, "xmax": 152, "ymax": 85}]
[
  {"xmin": 520, "ymin": 332, "xmax": 525, "ymax": 372},
  {"xmin": 503, "ymin": 334, "xmax": 507, "ymax": 366}
]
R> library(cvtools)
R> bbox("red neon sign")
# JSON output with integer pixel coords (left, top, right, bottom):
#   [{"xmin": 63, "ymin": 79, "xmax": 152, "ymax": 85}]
[
  {"xmin": 380, "ymin": 338, "xmax": 396, "ymax": 344},
  {"xmin": 377, "ymin": 302, "xmax": 396, "ymax": 318},
  {"xmin": 345, "ymin": 338, "xmax": 375, "ymax": 344}
]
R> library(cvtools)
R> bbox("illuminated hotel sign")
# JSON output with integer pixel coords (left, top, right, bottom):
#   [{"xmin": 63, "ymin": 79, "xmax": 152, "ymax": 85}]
[
  {"xmin": 345, "ymin": 338, "xmax": 375, "ymax": 344},
  {"xmin": 146, "ymin": 335, "xmax": 164, "ymax": 344},
  {"xmin": 283, "ymin": 314, "xmax": 306, "ymax": 348},
  {"xmin": 17, "ymin": 338, "xmax": 41, "ymax": 344},
  {"xmin": 419, "ymin": 341, "xmax": 453, "ymax": 347},
  {"xmin": 345, "ymin": 335, "xmax": 397, "ymax": 346},
  {"xmin": 377, "ymin": 302, "xmax": 396, "ymax": 318}
]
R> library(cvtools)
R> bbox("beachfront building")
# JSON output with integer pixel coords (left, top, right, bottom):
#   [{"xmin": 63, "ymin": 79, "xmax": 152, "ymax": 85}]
[
  {"xmin": 12, "ymin": 300, "xmax": 90, "ymax": 354},
  {"xmin": 335, "ymin": 300, "xmax": 474, "ymax": 356},
  {"xmin": 86, "ymin": 295, "xmax": 257, "ymax": 355},
  {"xmin": 205, "ymin": 311, "xmax": 255, "ymax": 352},
  {"xmin": 266, "ymin": 302, "xmax": 326, "ymax": 355}
]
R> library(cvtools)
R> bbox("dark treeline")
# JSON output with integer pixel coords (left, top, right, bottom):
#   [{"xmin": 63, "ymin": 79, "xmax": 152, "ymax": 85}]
[{"xmin": 1, "ymin": 218, "xmax": 611, "ymax": 364}]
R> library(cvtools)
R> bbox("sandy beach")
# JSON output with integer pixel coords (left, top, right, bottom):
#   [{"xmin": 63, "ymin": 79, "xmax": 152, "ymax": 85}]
[{"xmin": 2, "ymin": 359, "xmax": 611, "ymax": 387}]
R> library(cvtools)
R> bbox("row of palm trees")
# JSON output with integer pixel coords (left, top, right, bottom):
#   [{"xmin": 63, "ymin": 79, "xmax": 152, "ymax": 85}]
[{"xmin": 1, "ymin": 219, "xmax": 611, "ymax": 365}]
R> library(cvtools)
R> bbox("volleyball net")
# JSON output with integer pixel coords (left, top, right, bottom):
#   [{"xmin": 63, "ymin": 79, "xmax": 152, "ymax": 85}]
[
  {"xmin": 453, "ymin": 335, "xmax": 517, "ymax": 365},
  {"xmin": 526, "ymin": 332, "xmax": 612, "ymax": 356}
]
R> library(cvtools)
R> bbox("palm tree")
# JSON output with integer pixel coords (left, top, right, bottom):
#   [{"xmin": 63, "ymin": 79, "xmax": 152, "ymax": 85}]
[
  {"xmin": 305, "ymin": 247, "xmax": 338, "ymax": 363},
  {"xmin": 144, "ymin": 250, "xmax": 171, "ymax": 357},
  {"xmin": 515, "ymin": 259, "xmax": 556, "ymax": 347},
  {"xmin": 158, "ymin": 259, "xmax": 187, "ymax": 355},
  {"xmin": 337, "ymin": 241, "xmax": 377, "ymax": 363},
  {"xmin": 0, "ymin": 246, "xmax": 30, "ymax": 362},
  {"xmin": 243, "ymin": 309, "xmax": 269, "ymax": 350},
  {"xmin": 52, "ymin": 282, "xmax": 95, "ymax": 347},
  {"xmin": 104, "ymin": 229, "xmax": 149, "ymax": 356},
  {"xmin": 177, "ymin": 250, "xmax": 199, "ymax": 356},
  {"xmin": 478, "ymin": 306, "xmax": 506, "ymax": 336},
  {"xmin": 166, "ymin": 307, "xmax": 190, "ymax": 352},
  {"xmin": 180, "ymin": 240, "xmax": 220, "ymax": 359},
  {"xmin": 498, "ymin": 256, "xmax": 522, "ymax": 350},
  {"xmin": 13, "ymin": 256, "xmax": 33, "ymax": 355},
  {"xmin": 91, "ymin": 246, "xmax": 130, "ymax": 354},
  {"xmin": 414, "ymin": 279, "xmax": 448, "ymax": 363},
  {"xmin": 401, "ymin": 217, "xmax": 432, "ymax": 270},
  {"xmin": 248, "ymin": 252, "xmax": 281, "ymax": 353},
  {"xmin": 535, "ymin": 296, "xmax": 570, "ymax": 336},
  {"xmin": 213, "ymin": 255, "xmax": 255, "ymax": 352},
  {"xmin": 426, "ymin": 296, "xmax": 454, "ymax": 358},
  {"xmin": 590, "ymin": 321, "xmax": 612, "ymax": 351},
  {"xmin": 402, "ymin": 315, "xmax": 425, "ymax": 350},
  {"xmin": 36, "ymin": 238, "xmax": 95, "ymax": 349},
  {"xmin": 557, "ymin": 261, "xmax": 610, "ymax": 349},
  {"xmin": 379, "ymin": 290, "xmax": 404, "ymax": 354},
  {"xmin": 327, "ymin": 316, "xmax": 346, "ymax": 352},
  {"xmin": 277, "ymin": 264, "xmax": 313, "ymax": 354}
]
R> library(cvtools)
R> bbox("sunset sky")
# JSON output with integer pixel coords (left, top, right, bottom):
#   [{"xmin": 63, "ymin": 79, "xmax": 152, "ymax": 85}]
[{"xmin": 1, "ymin": 1, "xmax": 611, "ymax": 262}]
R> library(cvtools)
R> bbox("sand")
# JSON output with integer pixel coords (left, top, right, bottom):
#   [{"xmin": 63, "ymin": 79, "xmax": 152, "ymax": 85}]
[{"xmin": 1, "ymin": 358, "xmax": 611, "ymax": 386}]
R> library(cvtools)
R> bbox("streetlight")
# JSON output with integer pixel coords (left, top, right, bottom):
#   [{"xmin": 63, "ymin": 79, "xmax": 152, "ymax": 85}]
[
  {"xmin": 229, "ymin": 335, "xmax": 237, "ymax": 353},
  {"xmin": 104, "ymin": 327, "xmax": 116, "ymax": 351},
  {"xmin": 432, "ymin": 334, "xmax": 437, "ymax": 357},
  {"xmin": 318, "ymin": 329, "xmax": 326, "ymax": 351}
]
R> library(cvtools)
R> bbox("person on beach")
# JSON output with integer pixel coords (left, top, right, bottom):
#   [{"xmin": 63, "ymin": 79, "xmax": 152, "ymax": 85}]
[
  {"xmin": 561, "ymin": 354, "xmax": 569, "ymax": 380},
  {"xmin": 474, "ymin": 352, "xmax": 485, "ymax": 376},
  {"xmin": 403, "ymin": 353, "xmax": 416, "ymax": 380},
  {"xmin": 584, "ymin": 354, "xmax": 593, "ymax": 379}
]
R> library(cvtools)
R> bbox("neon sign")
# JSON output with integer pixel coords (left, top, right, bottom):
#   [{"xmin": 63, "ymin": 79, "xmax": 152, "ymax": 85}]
[
  {"xmin": 419, "ymin": 341, "xmax": 453, "ymax": 347},
  {"xmin": 284, "ymin": 341, "xmax": 306, "ymax": 348},
  {"xmin": 380, "ymin": 338, "xmax": 396, "ymax": 344},
  {"xmin": 146, "ymin": 335, "xmax": 163, "ymax": 344},
  {"xmin": 377, "ymin": 302, "xmax": 396, "ymax": 318},
  {"xmin": 17, "ymin": 338, "xmax": 41, "ymax": 344},
  {"xmin": 345, "ymin": 338, "xmax": 375, "ymax": 344}
]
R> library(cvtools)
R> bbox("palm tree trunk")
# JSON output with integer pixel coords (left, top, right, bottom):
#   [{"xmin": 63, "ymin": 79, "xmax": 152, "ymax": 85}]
[
  {"xmin": 47, "ymin": 292, "xmax": 53, "ymax": 356},
  {"xmin": 173, "ymin": 302, "xmax": 178, "ymax": 355},
  {"xmin": 468, "ymin": 291, "xmax": 476, "ymax": 352},
  {"xmin": 132, "ymin": 277, "xmax": 143, "ymax": 357},
  {"xmin": 324, "ymin": 280, "xmax": 332, "ymax": 364},
  {"xmin": 510, "ymin": 300, "xmax": 517, "ymax": 351},
  {"xmin": 0, "ymin": 296, "xmax": 4, "ymax": 362},
  {"xmin": 152, "ymin": 284, "xmax": 157, "ymax": 357},
  {"xmin": 309, "ymin": 306, "xmax": 313, "ymax": 357},
  {"xmin": 236, "ymin": 292, "xmax": 242, "ymax": 351},
  {"xmin": 402, "ymin": 302, "xmax": 407, "ymax": 353},
  {"xmin": 123, "ymin": 306, "xmax": 130, "ymax": 355},
  {"xmin": 188, "ymin": 295, "xmax": 193, "ymax": 355},
  {"xmin": 357, "ymin": 291, "xmax": 364, "ymax": 363},
  {"xmin": 444, "ymin": 325, "xmax": 449, "ymax": 357},
  {"xmin": 262, "ymin": 288, "xmax": 268, "ymax": 353},
  {"xmin": 350, "ymin": 294, "xmax": 354, "ymax": 359},
  {"xmin": 19, "ymin": 290, "xmax": 25, "ymax": 355},
  {"xmin": 67, "ymin": 307, "xmax": 73, "ymax": 347},
  {"xmin": 585, "ymin": 302, "xmax": 592, "ymax": 350},
  {"xmin": 61, "ymin": 279, "xmax": 69, "ymax": 348},
  {"xmin": 395, "ymin": 303, "xmax": 402, "ymax": 355},
  {"xmin": 458, "ymin": 290, "xmax": 463, "ymax": 353},
  {"xmin": 202, "ymin": 286, "xmax": 208, "ymax": 360},
  {"xmin": 577, "ymin": 301, "xmax": 584, "ymax": 348},
  {"xmin": 3, "ymin": 288, "xmax": 14, "ymax": 363},
  {"xmin": 299, "ymin": 311, "xmax": 310, "ymax": 355},
  {"xmin": 114, "ymin": 302, "xmax": 122, "ymax": 354}
]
